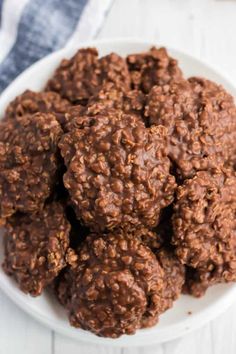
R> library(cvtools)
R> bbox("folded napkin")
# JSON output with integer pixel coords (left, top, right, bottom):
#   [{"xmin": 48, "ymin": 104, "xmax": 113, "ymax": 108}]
[{"xmin": 0, "ymin": 0, "xmax": 113, "ymax": 93}]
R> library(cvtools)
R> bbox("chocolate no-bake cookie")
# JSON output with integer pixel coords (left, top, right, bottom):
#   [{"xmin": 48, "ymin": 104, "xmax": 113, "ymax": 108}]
[
  {"xmin": 60, "ymin": 108, "xmax": 176, "ymax": 230},
  {"xmin": 55, "ymin": 229, "xmax": 171, "ymax": 338},
  {"xmin": 0, "ymin": 112, "xmax": 63, "ymax": 223},
  {"xmin": 3, "ymin": 202, "xmax": 71, "ymax": 296},
  {"xmin": 172, "ymin": 168, "xmax": 236, "ymax": 275},
  {"xmin": 5, "ymin": 90, "xmax": 71, "ymax": 121},
  {"xmin": 46, "ymin": 48, "xmax": 130, "ymax": 104},
  {"xmin": 145, "ymin": 78, "xmax": 236, "ymax": 179},
  {"xmin": 189, "ymin": 77, "xmax": 236, "ymax": 167},
  {"xmin": 127, "ymin": 46, "xmax": 183, "ymax": 93}
]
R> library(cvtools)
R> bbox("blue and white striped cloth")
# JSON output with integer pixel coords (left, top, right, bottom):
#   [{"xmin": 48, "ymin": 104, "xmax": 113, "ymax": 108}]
[{"xmin": 0, "ymin": 0, "xmax": 113, "ymax": 93}]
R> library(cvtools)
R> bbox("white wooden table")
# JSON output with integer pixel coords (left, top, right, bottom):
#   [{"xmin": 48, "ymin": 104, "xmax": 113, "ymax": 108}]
[{"xmin": 1, "ymin": 0, "xmax": 236, "ymax": 353}]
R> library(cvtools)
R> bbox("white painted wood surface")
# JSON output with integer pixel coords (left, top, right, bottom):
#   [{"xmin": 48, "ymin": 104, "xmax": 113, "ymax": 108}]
[{"xmin": 1, "ymin": 0, "xmax": 236, "ymax": 353}]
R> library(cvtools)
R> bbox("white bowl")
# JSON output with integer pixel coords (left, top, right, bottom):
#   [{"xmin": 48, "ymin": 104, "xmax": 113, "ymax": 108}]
[{"xmin": 0, "ymin": 38, "xmax": 236, "ymax": 347}]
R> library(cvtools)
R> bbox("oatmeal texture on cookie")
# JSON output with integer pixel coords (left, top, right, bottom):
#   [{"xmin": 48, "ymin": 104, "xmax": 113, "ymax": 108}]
[
  {"xmin": 60, "ymin": 83, "xmax": 146, "ymax": 132},
  {"xmin": 172, "ymin": 168, "xmax": 236, "ymax": 275},
  {"xmin": 46, "ymin": 48, "xmax": 130, "ymax": 103},
  {"xmin": 0, "ymin": 112, "xmax": 63, "ymax": 222},
  {"xmin": 145, "ymin": 78, "xmax": 236, "ymax": 178},
  {"xmin": 87, "ymin": 82, "xmax": 146, "ymax": 118},
  {"xmin": 59, "ymin": 108, "xmax": 176, "ymax": 230},
  {"xmin": 3, "ymin": 202, "xmax": 71, "ymax": 296},
  {"xmin": 55, "ymin": 229, "xmax": 171, "ymax": 338},
  {"xmin": 4, "ymin": 90, "xmax": 71, "ymax": 121},
  {"xmin": 127, "ymin": 46, "xmax": 183, "ymax": 93}
]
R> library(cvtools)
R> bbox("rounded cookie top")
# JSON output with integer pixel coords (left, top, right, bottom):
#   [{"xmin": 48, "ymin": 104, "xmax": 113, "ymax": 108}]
[
  {"xmin": 46, "ymin": 48, "xmax": 131, "ymax": 103},
  {"xmin": 145, "ymin": 78, "xmax": 236, "ymax": 179},
  {"xmin": 59, "ymin": 108, "xmax": 176, "ymax": 230},
  {"xmin": 55, "ymin": 229, "xmax": 169, "ymax": 338}
]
